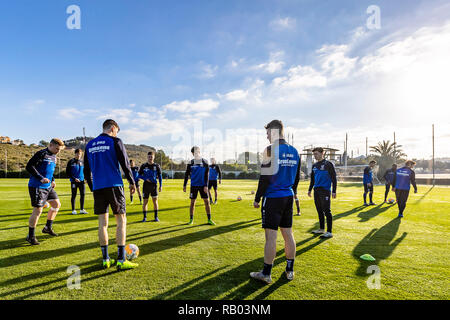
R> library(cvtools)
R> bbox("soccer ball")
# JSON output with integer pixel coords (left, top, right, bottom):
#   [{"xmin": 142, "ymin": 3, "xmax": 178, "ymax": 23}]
[
  {"xmin": 250, "ymin": 190, "xmax": 255, "ymax": 195},
  {"xmin": 125, "ymin": 244, "xmax": 139, "ymax": 260},
  {"xmin": 388, "ymin": 198, "xmax": 395, "ymax": 204},
  {"xmin": 237, "ymin": 196, "xmax": 242, "ymax": 201},
  {"xmin": 43, "ymin": 202, "xmax": 50, "ymax": 209}
]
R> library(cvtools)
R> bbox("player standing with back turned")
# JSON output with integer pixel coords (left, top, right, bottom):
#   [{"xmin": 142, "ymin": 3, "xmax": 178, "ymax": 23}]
[
  {"xmin": 84, "ymin": 119, "xmax": 138, "ymax": 270},
  {"xmin": 251, "ymin": 120, "xmax": 300, "ymax": 283},
  {"xmin": 392, "ymin": 160, "xmax": 418, "ymax": 218}
]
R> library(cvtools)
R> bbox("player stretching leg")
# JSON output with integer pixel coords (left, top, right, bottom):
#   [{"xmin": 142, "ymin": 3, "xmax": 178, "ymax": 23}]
[
  {"xmin": 251, "ymin": 120, "xmax": 300, "ymax": 283},
  {"xmin": 308, "ymin": 147, "xmax": 337, "ymax": 239},
  {"xmin": 207, "ymin": 158, "xmax": 222, "ymax": 205},
  {"xmin": 139, "ymin": 151, "xmax": 162, "ymax": 222},
  {"xmin": 129, "ymin": 160, "xmax": 142, "ymax": 205},
  {"xmin": 66, "ymin": 148, "xmax": 88, "ymax": 215},
  {"xmin": 392, "ymin": 160, "xmax": 418, "ymax": 218},
  {"xmin": 383, "ymin": 164, "xmax": 397, "ymax": 203},
  {"xmin": 183, "ymin": 146, "xmax": 215, "ymax": 226},
  {"xmin": 363, "ymin": 160, "xmax": 377, "ymax": 206},
  {"xmin": 26, "ymin": 138, "xmax": 65, "ymax": 245},
  {"xmin": 84, "ymin": 119, "xmax": 138, "ymax": 270}
]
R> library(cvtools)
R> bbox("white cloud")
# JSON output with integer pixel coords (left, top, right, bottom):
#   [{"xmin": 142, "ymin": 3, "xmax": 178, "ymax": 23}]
[
  {"xmin": 163, "ymin": 99, "xmax": 219, "ymax": 113},
  {"xmin": 270, "ymin": 17, "xmax": 296, "ymax": 30},
  {"xmin": 97, "ymin": 108, "xmax": 134, "ymax": 124},
  {"xmin": 272, "ymin": 65, "xmax": 327, "ymax": 89},
  {"xmin": 58, "ymin": 108, "xmax": 83, "ymax": 119},
  {"xmin": 198, "ymin": 63, "xmax": 218, "ymax": 79}
]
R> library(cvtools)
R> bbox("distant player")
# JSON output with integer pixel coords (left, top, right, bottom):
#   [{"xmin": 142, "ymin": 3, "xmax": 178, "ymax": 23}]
[
  {"xmin": 251, "ymin": 120, "xmax": 300, "ymax": 284},
  {"xmin": 84, "ymin": 119, "xmax": 138, "ymax": 270},
  {"xmin": 183, "ymin": 146, "xmax": 215, "ymax": 226},
  {"xmin": 392, "ymin": 160, "xmax": 418, "ymax": 218},
  {"xmin": 308, "ymin": 147, "xmax": 337, "ymax": 239},
  {"xmin": 207, "ymin": 158, "xmax": 222, "ymax": 205},
  {"xmin": 383, "ymin": 164, "xmax": 397, "ymax": 203},
  {"xmin": 66, "ymin": 148, "xmax": 88, "ymax": 215},
  {"xmin": 363, "ymin": 160, "xmax": 377, "ymax": 206},
  {"xmin": 25, "ymin": 138, "xmax": 65, "ymax": 245},
  {"xmin": 129, "ymin": 159, "xmax": 142, "ymax": 204},
  {"xmin": 139, "ymin": 151, "xmax": 162, "ymax": 222}
]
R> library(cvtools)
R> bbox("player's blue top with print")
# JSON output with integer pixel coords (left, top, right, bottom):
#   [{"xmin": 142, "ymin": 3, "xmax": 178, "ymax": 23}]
[
  {"xmin": 384, "ymin": 168, "xmax": 395, "ymax": 184},
  {"xmin": 26, "ymin": 148, "xmax": 56, "ymax": 189},
  {"xmin": 83, "ymin": 133, "xmax": 135, "ymax": 191},
  {"xmin": 393, "ymin": 167, "xmax": 417, "ymax": 191},
  {"xmin": 363, "ymin": 166, "xmax": 373, "ymax": 184},
  {"xmin": 131, "ymin": 166, "xmax": 140, "ymax": 183},
  {"xmin": 208, "ymin": 164, "xmax": 222, "ymax": 181},
  {"xmin": 262, "ymin": 141, "xmax": 300, "ymax": 198},
  {"xmin": 308, "ymin": 159, "xmax": 337, "ymax": 193},
  {"xmin": 139, "ymin": 163, "xmax": 162, "ymax": 186},
  {"xmin": 66, "ymin": 158, "xmax": 84, "ymax": 182},
  {"xmin": 184, "ymin": 158, "xmax": 209, "ymax": 187}
]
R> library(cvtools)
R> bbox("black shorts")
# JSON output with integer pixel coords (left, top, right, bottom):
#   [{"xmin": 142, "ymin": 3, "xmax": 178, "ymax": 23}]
[
  {"xmin": 364, "ymin": 183, "xmax": 374, "ymax": 193},
  {"xmin": 71, "ymin": 181, "xmax": 85, "ymax": 193},
  {"xmin": 190, "ymin": 186, "xmax": 208, "ymax": 200},
  {"xmin": 93, "ymin": 186, "xmax": 126, "ymax": 215},
  {"xmin": 131, "ymin": 180, "xmax": 140, "ymax": 189},
  {"xmin": 208, "ymin": 180, "xmax": 218, "ymax": 191},
  {"xmin": 261, "ymin": 196, "xmax": 293, "ymax": 230},
  {"xmin": 143, "ymin": 182, "xmax": 158, "ymax": 199},
  {"xmin": 29, "ymin": 186, "xmax": 59, "ymax": 208}
]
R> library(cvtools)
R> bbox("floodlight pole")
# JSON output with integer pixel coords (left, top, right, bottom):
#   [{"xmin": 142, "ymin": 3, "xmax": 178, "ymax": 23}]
[{"xmin": 432, "ymin": 124, "xmax": 435, "ymax": 186}]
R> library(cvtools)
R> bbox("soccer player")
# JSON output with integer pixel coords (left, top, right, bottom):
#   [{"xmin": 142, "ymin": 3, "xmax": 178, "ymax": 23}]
[
  {"xmin": 383, "ymin": 164, "xmax": 397, "ymax": 203},
  {"xmin": 183, "ymin": 146, "xmax": 215, "ymax": 226},
  {"xmin": 363, "ymin": 160, "xmax": 377, "ymax": 206},
  {"xmin": 66, "ymin": 148, "xmax": 88, "ymax": 215},
  {"xmin": 25, "ymin": 138, "xmax": 65, "ymax": 245},
  {"xmin": 138, "ymin": 151, "xmax": 162, "ymax": 222},
  {"xmin": 207, "ymin": 158, "xmax": 222, "ymax": 205},
  {"xmin": 84, "ymin": 119, "xmax": 138, "ymax": 270},
  {"xmin": 392, "ymin": 160, "xmax": 418, "ymax": 218},
  {"xmin": 251, "ymin": 120, "xmax": 300, "ymax": 283},
  {"xmin": 308, "ymin": 147, "xmax": 337, "ymax": 239},
  {"xmin": 129, "ymin": 159, "xmax": 142, "ymax": 205}
]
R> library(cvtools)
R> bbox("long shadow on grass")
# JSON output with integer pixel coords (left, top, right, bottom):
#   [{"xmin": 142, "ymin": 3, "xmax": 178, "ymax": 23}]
[
  {"xmin": 154, "ymin": 235, "xmax": 327, "ymax": 300},
  {"xmin": 357, "ymin": 204, "xmax": 393, "ymax": 222},
  {"xmin": 307, "ymin": 205, "xmax": 366, "ymax": 233},
  {"xmin": 415, "ymin": 186, "xmax": 434, "ymax": 204},
  {"xmin": 352, "ymin": 218, "xmax": 407, "ymax": 277},
  {"xmin": 0, "ymin": 223, "xmax": 201, "ymax": 269}
]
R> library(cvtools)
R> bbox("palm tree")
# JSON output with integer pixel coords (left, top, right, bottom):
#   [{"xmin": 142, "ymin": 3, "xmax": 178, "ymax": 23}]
[
  {"xmin": 370, "ymin": 140, "xmax": 407, "ymax": 181},
  {"xmin": 370, "ymin": 140, "xmax": 406, "ymax": 160}
]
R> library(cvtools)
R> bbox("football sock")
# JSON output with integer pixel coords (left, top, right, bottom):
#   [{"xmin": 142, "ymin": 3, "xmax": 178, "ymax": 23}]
[
  {"xmin": 28, "ymin": 227, "xmax": 35, "ymax": 238},
  {"xmin": 190, "ymin": 214, "xmax": 193, "ymax": 220},
  {"xmin": 143, "ymin": 210, "xmax": 147, "ymax": 219},
  {"xmin": 286, "ymin": 259, "xmax": 294, "ymax": 272},
  {"xmin": 101, "ymin": 245, "xmax": 109, "ymax": 260},
  {"xmin": 262, "ymin": 263, "xmax": 273, "ymax": 276},
  {"xmin": 118, "ymin": 245, "xmax": 125, "ymax": 261},
  {"xmin": 363, "ymin": 193, "xmax": 367, "ymax": 203},
  {"xmin": 130, "ymin": 195, "xmax": 133, "ymax": 202},
  {"xmin": 46, "ymin": 220, "xmax": 53, "ymax": 229},
  {"xmin": 139, "ymin": 195, "xmax": 142, "ymax": 202},
  {"xmin": 207, "ymin": 214, "xmax": 211, "ymax": 220},
  {"xmin": 154, "ymin": 210, "xmax": 158, "ymax": 219},
  {"xmin": 369, "ymin": 193, "xmax": 373, "ymax": 203}
]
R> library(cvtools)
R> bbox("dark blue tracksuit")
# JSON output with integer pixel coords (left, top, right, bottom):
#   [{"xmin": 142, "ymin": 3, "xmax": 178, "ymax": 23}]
[
  {"xmin": 66, "ymin": 158, "xmax": 85, "ymax": 211},
  {"xmin": 393, "ymin": 167, "xmax": 417, "ymax": 216},
  {"xmin": 383, "ymin": 168, "xmax": 396, "ymax": 201},
  {"xmin": 308, "ymin": 159, "xmax": 337, "ymax": 233}
]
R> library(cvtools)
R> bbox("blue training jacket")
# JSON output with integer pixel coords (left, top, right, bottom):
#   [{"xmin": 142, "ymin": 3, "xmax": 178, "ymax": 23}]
[
  {"xmin": 26, "ymin": 148, "xmax": 56, "ymax": 189},
  {"xmin": 184, "ymin": 158, "xmax": 209, "ymax": 187},
  {"xmin": 363, "ymin": 166, "xmax": 373, "ymax": 184},
  {"xmin": 393, "ymin": 167, "xmax": 417, "ymax": 191},
  {"xmin": 84, "ymin": 133, "xmax": 135, "ymax": 191}
]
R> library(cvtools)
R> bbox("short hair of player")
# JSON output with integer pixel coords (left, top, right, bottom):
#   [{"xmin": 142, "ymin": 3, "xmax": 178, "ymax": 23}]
[
  {"xmin": 103, "ymin": 119, "xmax": 120, "ymax": 132},
  {"xmin": 312, "ymin": 147, "xmax": 324, "ymax": 153},
  {"xmin": 191, "ymin": 146, "xmax": 200, "ymax": 155},
  {"xmin": 148, "ymin": 150, "xmax": 155, "ymax": 156},
  {"xmin": 369, "ymin": 160, "xmax": 377, "ymax": 164},
  {"xmin": 405, "ymin": 160, "xmax": 416, "ymax": 166},
  {"xmin": 264, "ymin": 120, "xmax": 284, "ymax": 136},
  {"xmin": 130, "ymin": 159, "xmax": 135, "ymax": 164},
  {"xmin": 75, "ymin": 148, "xmax": 82, "ymax": 154},
  {"xmin": 50, "ymin": 138, "xmax": 65, "ymax": 147}
]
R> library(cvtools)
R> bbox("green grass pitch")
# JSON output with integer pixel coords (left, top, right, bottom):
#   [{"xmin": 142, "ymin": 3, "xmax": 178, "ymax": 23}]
[{"xmin": 0, "ymin": 179, "xmax": 449, "ymax": 300}]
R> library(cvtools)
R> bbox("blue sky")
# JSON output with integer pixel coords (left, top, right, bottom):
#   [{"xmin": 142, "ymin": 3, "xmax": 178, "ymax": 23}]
[{"xmin": 1, "ymin": 0, "xmax": 449, "ymax": 161}]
